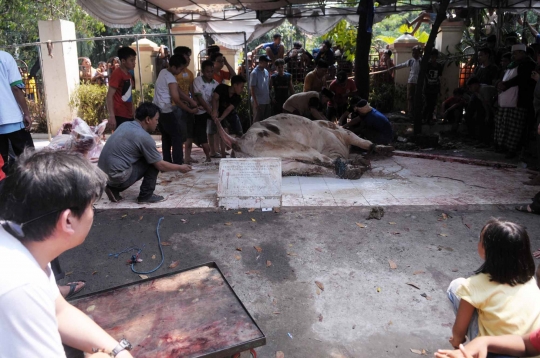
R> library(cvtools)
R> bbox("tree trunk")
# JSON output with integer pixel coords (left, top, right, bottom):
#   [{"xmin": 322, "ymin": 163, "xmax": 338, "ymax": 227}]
[
  {"xmin": 413, "ymin": 0, "xmax": 451, "ymax": 135},
  {"xmin": 354, "ymin": 0, "xmax": 373, "ymax": 100}
]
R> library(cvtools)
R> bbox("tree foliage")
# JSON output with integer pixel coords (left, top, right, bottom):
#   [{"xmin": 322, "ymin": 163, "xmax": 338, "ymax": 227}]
[{"xmin": 322, "ymin": 20, "xmax": 357, "ymax": 61}]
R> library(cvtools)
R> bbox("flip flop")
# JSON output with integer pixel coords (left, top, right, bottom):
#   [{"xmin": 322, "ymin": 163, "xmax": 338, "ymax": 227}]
[
  {"xmin": 64, "ymin": 281, "xmax": 86, "ymax": 299},
  {"xmin": 515, "ymin": 205, "xmax": 535, "ymax": 214},
  {"xmin": 210, "ymin": 153, "xmax": 222, "ymax": 158}
]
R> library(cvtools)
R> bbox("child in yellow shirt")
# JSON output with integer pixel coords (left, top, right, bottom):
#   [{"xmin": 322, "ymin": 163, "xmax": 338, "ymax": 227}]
[{"xmin": 446, "ymin": 219, "xmax": 540, "ymax": 350}]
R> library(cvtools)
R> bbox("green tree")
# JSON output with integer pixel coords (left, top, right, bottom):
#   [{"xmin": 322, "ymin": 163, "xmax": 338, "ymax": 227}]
[{"xmin": 322, "ymin": 20, "xmax": 357, "ymax": 61}]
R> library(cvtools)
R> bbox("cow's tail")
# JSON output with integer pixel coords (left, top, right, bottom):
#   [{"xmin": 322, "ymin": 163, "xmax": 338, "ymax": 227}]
[{"xmin": 214, "ymin": 116, "xmax": 241, "ymax": 152}]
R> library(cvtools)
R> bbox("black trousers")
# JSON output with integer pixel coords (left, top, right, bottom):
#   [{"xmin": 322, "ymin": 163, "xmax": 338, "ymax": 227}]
[
  {"xmin": 109, "ymin": 159, "xmax": 159, "ymax": 200},
  {"xmin": 0, "ymin": 128, "xmax": 35, "ymax": 174},
  {"xmin": 115, "ymin": 116, "xmax": 133, "ymax": 129},
  {"xmin": 158, "ymin": 111, "xmax": 184, "ymax": 165},
  {"xmin": 423, "ymin": 92, "xmax": 439, "ymax": 122}
]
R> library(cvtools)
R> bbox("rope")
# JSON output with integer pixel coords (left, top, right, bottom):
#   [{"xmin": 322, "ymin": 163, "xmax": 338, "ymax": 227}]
[
  {"xmin": 131, "ymin": 217, "xmax": 166, "ymax": 275},
  {"xmin": 108, "ymin": 217, "xmax": 166, "ymax": 275}
]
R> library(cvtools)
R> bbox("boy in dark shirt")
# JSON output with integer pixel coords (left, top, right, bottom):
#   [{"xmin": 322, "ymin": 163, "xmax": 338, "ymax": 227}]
[
  {"xmin": 210, "ymin": 75, "xmax": 247, "ymax": 157},
  {"xmin": 270, "ymin": 59, "xmax": 294, "ymax": 115},
  {"xmin": 423, "ymin": 48, "xmax": 444, "ymax": 123}
]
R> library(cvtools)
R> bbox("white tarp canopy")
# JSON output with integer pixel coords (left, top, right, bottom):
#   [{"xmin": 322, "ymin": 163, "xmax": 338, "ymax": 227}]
[{"xmin": 77, "ymin": 0, "xmax": 540, "ymax": 48}]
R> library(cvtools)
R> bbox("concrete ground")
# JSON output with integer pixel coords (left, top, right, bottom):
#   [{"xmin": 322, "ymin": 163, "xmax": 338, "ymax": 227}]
[{"xmin": 59, "ymin": 206, "xmax": 540, "ymax": 358}]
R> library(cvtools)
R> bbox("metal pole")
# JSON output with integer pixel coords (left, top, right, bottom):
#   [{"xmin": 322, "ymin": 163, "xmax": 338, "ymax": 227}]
[
  {"xmin": 244, "ymin": 31, "xmax": 252, "ymax": 126},
  {"xmin": 0, "ymin": 32, "xmax": 246, "ymax": 49},
  {"xmin": 37, "ymin": 44, "xmax": 52, "ymax": 141},
  {"xmin": 167, "ymin": 22, "xmax": 174, "ymax": 51},
  {"xmin": 135, "ymin": 35, "xmax": 144, "ymax": 104}
]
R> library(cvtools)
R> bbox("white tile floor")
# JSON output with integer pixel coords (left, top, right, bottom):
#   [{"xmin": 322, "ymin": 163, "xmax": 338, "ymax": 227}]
[{"xmin": 94, "ymin": 147, "xmax": 538, "ymax": 209}]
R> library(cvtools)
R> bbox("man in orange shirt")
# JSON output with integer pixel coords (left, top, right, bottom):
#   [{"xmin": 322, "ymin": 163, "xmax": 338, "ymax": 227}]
[{"xmin": 211, "ymin": 52, "xmax": 236, "ymax": 84}]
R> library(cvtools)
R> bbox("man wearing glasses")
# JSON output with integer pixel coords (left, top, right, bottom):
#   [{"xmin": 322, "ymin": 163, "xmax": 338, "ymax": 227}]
[{"xmin": 0, "ymin": 150, "xmax": 133, "ymax": 358}]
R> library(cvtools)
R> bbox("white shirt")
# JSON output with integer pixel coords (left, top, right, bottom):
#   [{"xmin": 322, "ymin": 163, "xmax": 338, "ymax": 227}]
[
  {"xmin": 396, "ymin": 57, "xmax": 421, "ymax": 84},
  {"xmin": 0, "ymin": 51, "xmax": 23, "ymax": 126},
  {"xmin": 153, "ymin": 69, "xmax": 178, "ymax": 113},
  {"xmin": 0, "ymin": 228, "xmax": 65, "ymax": 358},
  {"xmin": 192, "ymin": 76, "xmax": 218, "ymax": 115}
]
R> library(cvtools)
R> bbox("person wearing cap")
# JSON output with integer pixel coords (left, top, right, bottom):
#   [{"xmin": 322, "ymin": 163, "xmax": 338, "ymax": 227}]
[
  {"xmin": 282, "ymin": 89, "xmax": 333, "ymax": 121},
  {"xmin": 250, "ymin": 55, "xmax": 272, "ymax": 123},
  {"xmin": 328, "ymin": 71, "xmax": 357, "ymax": 124},
  {"xmin": 343, "ymin": 100, "xmax": 393, "ymax": 145},
  {"xmin": 495, "ymin": 43, "xmax": 536, "ymax": 159},
  {"xmin": 395, "ymin": 45, "xmax": 422, "ymax": 117},
  {"xmin": 422, "ymin": 48, "xmax": 444, "ymax": 123},
  {"xmin": 270, "ymin": 58, "xmax": 294, "ymax": 115},
  {"xmin": 255, "ymin": 34, "xmax": 284, "ymax": 64},
  {"xmin": 304, "ymin": 60, "xmax": 329, "ymax": 93}
]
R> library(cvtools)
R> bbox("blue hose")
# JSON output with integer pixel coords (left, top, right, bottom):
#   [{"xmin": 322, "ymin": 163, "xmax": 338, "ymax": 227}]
[{"xmin": 131, "ymin": 217, "xmax": 165, "ymax": 275}]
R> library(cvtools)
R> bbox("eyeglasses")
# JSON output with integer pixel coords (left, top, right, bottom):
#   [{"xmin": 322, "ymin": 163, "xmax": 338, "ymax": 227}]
[{"xmin": 1, "ymin": 205, "xmax": 96, "ymax": 238}]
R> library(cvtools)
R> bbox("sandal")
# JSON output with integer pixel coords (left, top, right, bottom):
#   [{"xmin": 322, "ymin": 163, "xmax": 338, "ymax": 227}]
[
  {"xmin": 105, "ymin": 186, "xmax": 123, "ymax": 203},
  {"xmin": 210, "ymin": 153, "xmax": 222, "ymax": 158},
  {"xmin": 62, "ymin": 280, "xmax": 86, "ymax": 299},
  {"xmin": 515, "ymin": 205, "xmax": 539, "ymax": 215}
]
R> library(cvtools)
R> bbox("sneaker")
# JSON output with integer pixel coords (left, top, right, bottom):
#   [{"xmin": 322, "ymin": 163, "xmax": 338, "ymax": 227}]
[
  {"xmin": 105, "ymin": 186, "xmax": 123, "ymax": 202},
  {"xmin": 137, "ymin": 194, "xmax": 166, "ymax": 204}
]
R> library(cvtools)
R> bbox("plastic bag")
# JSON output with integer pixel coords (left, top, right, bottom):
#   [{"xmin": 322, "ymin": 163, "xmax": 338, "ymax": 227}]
[{"xmin": 48, "ymin": 118, "xmax": 108, "ymax": 161}]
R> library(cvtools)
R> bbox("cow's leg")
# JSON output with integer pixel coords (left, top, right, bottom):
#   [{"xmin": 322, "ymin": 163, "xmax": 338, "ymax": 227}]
[
  {"xmin": 282, "ymin": 161, "xmax": 334, "ymax": 176},
  {"xmin": 344, "ymin": 131, "xmax": 394, "ymax": 156}
]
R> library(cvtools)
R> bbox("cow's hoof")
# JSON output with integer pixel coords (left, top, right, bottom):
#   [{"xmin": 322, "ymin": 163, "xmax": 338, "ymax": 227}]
[
  {"xmin": 335, "ymin": 158, "xmax": 366, "ymax": 179},
  {"xmin": 374, "ymin": 145, "xmax": 395, "ymax": 156},
  {"xmin": 348, "ymin": 156, "xmax": 371, "ymax": 168},
  {"xmin": 342, "ymin": 166, "xmax": 367, "ymax": 180}
]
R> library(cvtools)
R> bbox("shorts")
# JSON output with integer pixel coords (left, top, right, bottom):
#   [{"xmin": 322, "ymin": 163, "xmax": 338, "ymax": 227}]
[
  {"xmin": 193, "ymin": 113, "xmax": 209, "ymax": 145},
  {"xmin": 207, "ymin": 112, "xmax": 244, "ymax": 136},
  {"xmin": 184, "ymin": 111, "xmax": 195, "ymax": 139}
]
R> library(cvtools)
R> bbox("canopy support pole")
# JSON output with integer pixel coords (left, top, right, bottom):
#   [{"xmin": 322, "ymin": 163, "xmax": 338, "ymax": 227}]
[
  {"xmin": 244, "ymin": 31, "xmax": 252, "ymax": 126},
  {"xmin": 135, "ymin": 36, "xmax": 144, "ymax": 103}
]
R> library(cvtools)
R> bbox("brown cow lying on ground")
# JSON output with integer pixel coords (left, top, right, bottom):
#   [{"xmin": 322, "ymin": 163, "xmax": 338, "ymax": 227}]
[{"xmin": 214, "ymin": 114, "xmax": 394, "ymax": 179}]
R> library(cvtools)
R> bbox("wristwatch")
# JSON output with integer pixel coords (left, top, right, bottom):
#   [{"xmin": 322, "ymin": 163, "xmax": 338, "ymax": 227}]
[{"xmin": 111, "ymin": 339, "xmax": 133, "ymax": 357}]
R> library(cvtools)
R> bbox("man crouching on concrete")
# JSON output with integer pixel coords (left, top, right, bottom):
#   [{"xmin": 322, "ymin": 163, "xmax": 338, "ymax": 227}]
[
  {"xmin": 98, "ymin": 102, "xmax": 192, "ymax": 204},
  {"xmin": 0, "ymin": 150, "xmax": 133, "ymax": 357}
]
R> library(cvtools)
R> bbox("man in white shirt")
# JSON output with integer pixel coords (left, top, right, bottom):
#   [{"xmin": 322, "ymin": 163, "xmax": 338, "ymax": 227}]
[
  {"xmin": 0, "ymin": 50, "xmax": 34, "ymax": 174},
  {"xmin": 153, "ymin": 54, "xmax": 198, "ymax": 165},
  {"xmin": 0, "ymin": 150, "xmax": 134, "ymax": 358},
  {"xmin": 395, "ymin": 45, "xmax": 422, "ymax": 117}
]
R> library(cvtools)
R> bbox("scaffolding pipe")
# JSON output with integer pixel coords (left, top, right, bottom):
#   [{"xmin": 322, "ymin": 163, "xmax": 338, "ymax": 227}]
[
  {"xmin": 135, "ymin": 36, "xmax": 143, "ymax": 103},
  {"xmin": 244, "ymin": 31, "xmax": 251, "ymax": 125}
]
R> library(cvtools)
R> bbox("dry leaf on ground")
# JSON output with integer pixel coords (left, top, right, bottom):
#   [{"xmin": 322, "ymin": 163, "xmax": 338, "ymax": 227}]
[
  {"xmin": 266, "ymin": 260, "xmax": 272, "ymax": 267},
  {"xmin": 273, "ymin": 208, "xmax": 281, "ymax": 213},
  {"xmin": 438, "ymin": 213, "xmax": 449, "ymax": 221},
  {"xmin": 92, "ymin": 271, "xmax": 98, "ymax": 275},
  {"xmin": 236, "ymin": 233, "xmax": 242, "ymax": 238},
  {"xmin": 65, "ymin": 271, "xmax": 73, "ymax": 276},
  {"xmin": 452, "ymin": 268, "xmax": 458, "ymax": 272},
  {"xmin": 413, "ymin": 270, "xmax": 425, "ymax": 275},
  {"xmin": 376, "ymin": 287, "xmax": 381, "ymax": 292},
  {"xmin": 237, "ymin": 211, "xmax": 242, "ymax": 214},
  {"xmin": 139, "ymin": 274, "xmax": 149, "ymax": 279},
  {"xmin": 315, "ymin": 247, "xmax": 323, "ymax": 252},
  {"xmin": 138, "ymin": 216, "xmax": 143, "ymax": 221},
  {"xmin": 315, "ymin": 281, "xmax": 325, "ymax": 291},
  {"xmin": 276, "ymin": 351, "xmax": 285, "ymax": 358},
  {"xmin": 391, "ymin": 232, "xmax": 400, "ymax": 235},
  {"xmin": 121, "ymin": 214, "xmax": 127, "ymax": 218},
  {"xmin": 235, "ymin": 255, "xmax": 241, "ymax": 260},
  {"xmin": 388, "ymin": 260, "xmax": 397, "ymax": 269},
  {"xmin": 151, "ymin": 255, "xmax": 156, "ymax": 260},
  {"xmin": 236, "ymin": 247, "xmax": 242, "ymax": 251},
  {"xmin": 356, "ymin": 222, "xmax": 366, "ymax": 228},
  {"xmin": 438, "ymin": 233, "xmax": 448, "ymax": 237},
  {"xmin": 168, "ymin": 261, "xmax": 179, "ymax": 269},
  {"xmin": 251, "ymin": 218, "xmax": 256, "ymax": 222},
  {"xmin": 287, "ymin": 252, "xmax": 297, "ymax": 256},
  {"xmin": 161, "ymin": 241, "xmax": 171, "ymax": 246},
  {"xmin": 316, "ymin": 288, "xmax": 321, "ymax": 295},
  {"xmin": 410, "ymin": 348, "xmax": 425, "ymax": 355},
  {"xmin": 254, "ymin": 246, "xmax": 263, "ymax": 253},
  {"xmin": 389, "ymin": 222, "xmax": 397, "ymax": 225},
  {"xmin": 180, "ymin": 219, "xmax": 187, "ymax": 223},
  {"xmin": 406, "ymin": 282, "xmax": 420, "ymax": 289},
  {"xmin": 224, "ymin": 222, "xmax": 232, "ymax": 226},
  {"xmin": 248, "ymin": 208, "xmax": 255, "ymax": 212}
]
